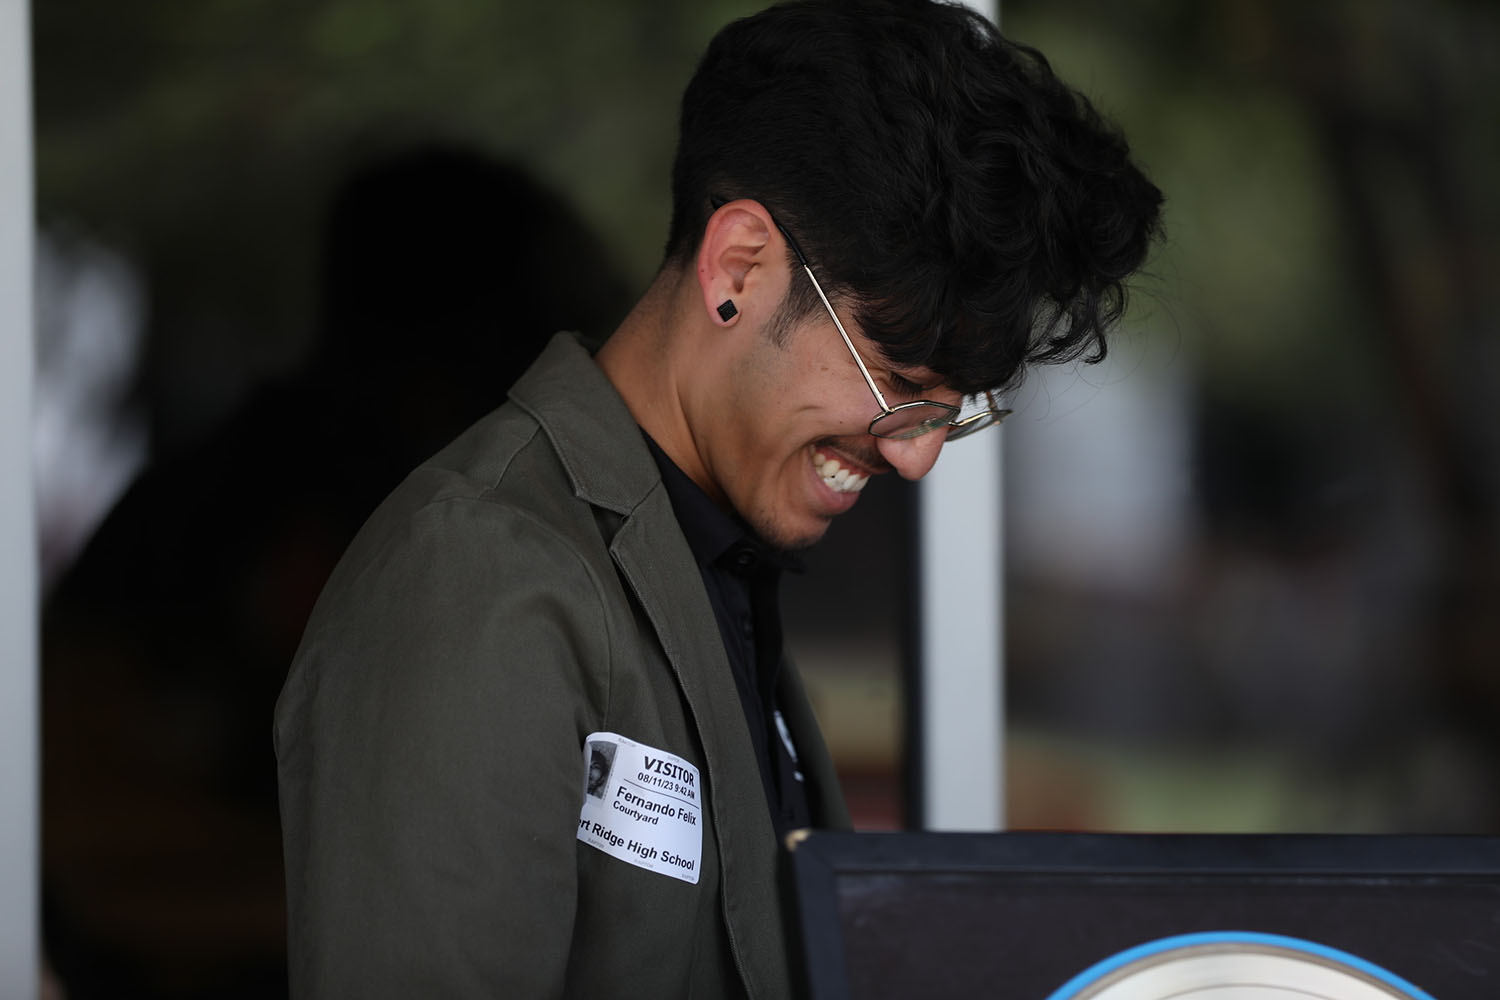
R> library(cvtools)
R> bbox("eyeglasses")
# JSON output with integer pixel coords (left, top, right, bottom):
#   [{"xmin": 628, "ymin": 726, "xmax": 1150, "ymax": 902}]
[{"xmin": 717, "ymin": 198, "xmax": 1012, "ymax": 440}]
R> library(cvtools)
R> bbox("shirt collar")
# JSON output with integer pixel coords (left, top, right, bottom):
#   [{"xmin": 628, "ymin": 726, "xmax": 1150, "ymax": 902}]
[{"xmin": 643, "ymin": 433, "xmax": 803, "ymax": 576}]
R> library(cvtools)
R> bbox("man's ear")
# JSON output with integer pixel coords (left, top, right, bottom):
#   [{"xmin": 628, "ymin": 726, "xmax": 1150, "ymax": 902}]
[{"xmin": 696, "ymin": 199, "xmax": 777, "ymax": 327}]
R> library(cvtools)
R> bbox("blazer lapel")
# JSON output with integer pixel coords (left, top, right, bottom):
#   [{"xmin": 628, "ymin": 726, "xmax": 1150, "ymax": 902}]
[
  {"xmin": 609, "ymin": 487, "xmax": 792, "ymax": 1000},
  {"xmin": 516, "ymin": 333, "xmax": 801, "ymax": 998}
]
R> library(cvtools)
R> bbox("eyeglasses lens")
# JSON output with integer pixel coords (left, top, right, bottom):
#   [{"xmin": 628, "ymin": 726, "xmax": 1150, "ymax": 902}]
[
  {"xmin": 870, "ymin": 401, "xmax": 1012, "ymax": 441},
  {"xmin": 870, "ymin": 402, "xmax": 960, "ymax": 440}
]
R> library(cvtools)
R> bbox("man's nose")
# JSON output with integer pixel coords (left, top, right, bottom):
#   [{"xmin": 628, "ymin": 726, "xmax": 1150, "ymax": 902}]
[{"xmin": 874, "ymin": 427, "xmax": 949, "ymax": 481}]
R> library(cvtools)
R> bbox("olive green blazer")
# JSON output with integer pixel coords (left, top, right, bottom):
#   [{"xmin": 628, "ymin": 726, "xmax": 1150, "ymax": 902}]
[{"xmin": 275, "ymin": 333, "xmax": 850, "ymax": 998}]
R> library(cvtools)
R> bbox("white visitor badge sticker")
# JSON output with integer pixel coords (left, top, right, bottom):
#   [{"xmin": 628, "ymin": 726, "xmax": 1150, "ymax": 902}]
[{"xmin": 577, "ymin": 731, "xmax": 703, "ymax": 884}]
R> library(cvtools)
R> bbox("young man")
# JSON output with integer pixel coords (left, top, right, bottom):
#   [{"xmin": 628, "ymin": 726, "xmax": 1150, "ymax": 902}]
[{"xmin": 274, "ymin": 1, "xmax": 1162, "ymax": 996}]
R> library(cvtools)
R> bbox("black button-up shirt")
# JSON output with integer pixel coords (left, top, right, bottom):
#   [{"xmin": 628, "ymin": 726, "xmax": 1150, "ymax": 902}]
[{"xmin": 644, "ymin": 434, "xmax": 812, "ymax": 839}]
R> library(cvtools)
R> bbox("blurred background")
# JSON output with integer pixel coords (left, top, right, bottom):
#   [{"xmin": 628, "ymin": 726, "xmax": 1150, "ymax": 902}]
[{"xmin": 32, "ymin": 0, "xmax": 1499, "ymax": 996}]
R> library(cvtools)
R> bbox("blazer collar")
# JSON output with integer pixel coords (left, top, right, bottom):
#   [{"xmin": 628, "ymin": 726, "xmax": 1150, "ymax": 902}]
[{"xmin": 506, "ymin": 332, "xmax": 657, "ymax": 517}]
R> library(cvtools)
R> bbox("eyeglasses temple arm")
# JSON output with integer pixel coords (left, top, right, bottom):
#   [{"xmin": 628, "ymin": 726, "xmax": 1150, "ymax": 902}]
[
  {"xmin": 710, "ymin": 195, "xmax": 892, "ymax": 412},
  {"xmin": 797, "ymin": 263, "xmax": 892, "ymax": 412}
]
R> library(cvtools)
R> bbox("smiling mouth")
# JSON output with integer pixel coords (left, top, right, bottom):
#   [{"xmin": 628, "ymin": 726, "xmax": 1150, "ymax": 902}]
[{"xmin": 812, "ymin": 449, "xmax": 870, "ymax": 494}]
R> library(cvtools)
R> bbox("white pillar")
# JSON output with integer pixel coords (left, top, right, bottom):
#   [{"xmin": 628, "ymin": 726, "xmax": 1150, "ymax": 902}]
[
  {"xmin": 917, "ymin": 435, "xmax": 1004, "ymax": 830},
  {"xmin": 915, "ymin": 0, "xmax": 1005, "ymax": 832},
  {"xmin": 0, "ymin": 0, "xmax": 38, "ymax": 992}
]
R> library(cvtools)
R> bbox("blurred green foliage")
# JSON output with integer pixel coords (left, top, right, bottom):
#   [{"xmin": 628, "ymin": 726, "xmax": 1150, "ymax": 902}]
[
  {"xmin": 1007, "ymin": 0, "xmax": 1499, "ymax": 415},
  {"xmin": 34, "ymin": 0, "xmax": 758, "ymax": 442},
  {"xmin": 1001, "ymin": 0, "xmax": 1500, "ymax": 833},
  {"xmin": 37, "ymin": 0, "xmax": 1496, "ymax": 450}
]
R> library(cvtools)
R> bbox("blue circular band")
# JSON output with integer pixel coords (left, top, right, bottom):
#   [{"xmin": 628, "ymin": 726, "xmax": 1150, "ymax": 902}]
[{"xmin": 1043, "ymin": 930, "xmax": 1436, "ymax": 1000}]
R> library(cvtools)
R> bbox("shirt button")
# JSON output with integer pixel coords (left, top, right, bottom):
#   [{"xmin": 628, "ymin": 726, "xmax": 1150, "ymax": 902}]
[
  {"xmin": 734, "ymin": 548, "xmax": 756, "ymax": 569},
  {"xmin": 740, "ymin": 615, "xmax": 754, "ymax": 639}
]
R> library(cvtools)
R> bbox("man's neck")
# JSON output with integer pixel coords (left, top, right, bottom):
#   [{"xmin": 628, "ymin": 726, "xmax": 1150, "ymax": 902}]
[{"xmin": 596, "ymin": 266, "xmax": 727, "ymax": 509}]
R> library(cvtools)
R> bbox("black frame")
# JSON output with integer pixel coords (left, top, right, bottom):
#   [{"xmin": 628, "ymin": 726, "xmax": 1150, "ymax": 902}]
[{"xmin": 791, "ymin": 831, "xmax": 1500, "ymax": 1000}]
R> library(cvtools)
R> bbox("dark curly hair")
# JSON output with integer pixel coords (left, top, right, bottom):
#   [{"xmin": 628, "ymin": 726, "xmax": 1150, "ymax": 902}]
[{"xmin": 665, "ymin": 0, "xmax": 1164, "ymax": 395}]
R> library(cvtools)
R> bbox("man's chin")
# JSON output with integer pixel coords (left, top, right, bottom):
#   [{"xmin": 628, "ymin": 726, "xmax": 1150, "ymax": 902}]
[{"xmin": 752, "ymin": 514, "xmax": 832, "ymax": 553}]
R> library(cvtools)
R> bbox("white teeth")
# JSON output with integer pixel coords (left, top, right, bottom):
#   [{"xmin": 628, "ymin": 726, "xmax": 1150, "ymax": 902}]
[{"xmin": 812, "ymin": 450, "xmax": 868, "ymax": 494}]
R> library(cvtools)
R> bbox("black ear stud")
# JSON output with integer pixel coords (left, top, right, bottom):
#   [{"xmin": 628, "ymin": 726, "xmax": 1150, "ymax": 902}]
[{"xmin": 717, "ymin": 300, "xmax": 738, "ymax": 322}]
